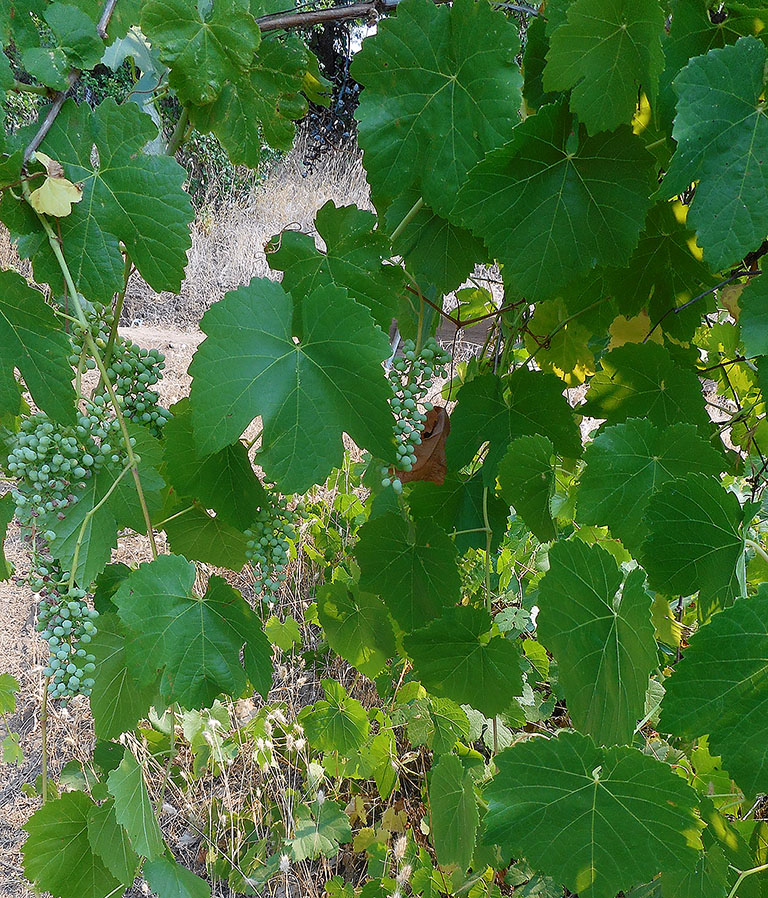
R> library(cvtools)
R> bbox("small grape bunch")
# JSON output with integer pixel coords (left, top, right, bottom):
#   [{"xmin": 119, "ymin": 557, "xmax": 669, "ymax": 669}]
[
  {"xmin": 382, "ymin": 336, "xmax": 451, "ymax": 492},
  {"xmin": 245, "ymin": 495, "xmax": 299, "ymax": 605},
  {"xmin": 6, "ymin": 403, "xmax": 122, "ymax": 523},
  {"xmin": 31, "ymin": 562, "xmax": 98, "ymax": 700}
]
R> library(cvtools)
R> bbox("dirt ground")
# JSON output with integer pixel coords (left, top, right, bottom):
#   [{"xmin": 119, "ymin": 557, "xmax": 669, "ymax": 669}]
[{"xmin": 0, "ymin": 327, "xmax": 202, "ymax": 898}]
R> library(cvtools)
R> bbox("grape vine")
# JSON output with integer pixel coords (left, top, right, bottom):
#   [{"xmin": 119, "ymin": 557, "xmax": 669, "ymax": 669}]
[{"xmin": 0, "ymin": 0, "xmax": 767, "ymax": 897}]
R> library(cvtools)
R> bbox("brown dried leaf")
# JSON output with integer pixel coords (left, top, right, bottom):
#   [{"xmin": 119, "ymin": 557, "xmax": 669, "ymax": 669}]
[{"xmin": 397, "ymin": 406, "xmax": 450, "ymax": 485}]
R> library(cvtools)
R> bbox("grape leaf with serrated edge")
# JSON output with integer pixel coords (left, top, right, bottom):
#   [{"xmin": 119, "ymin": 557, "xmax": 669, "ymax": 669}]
[
  {"xmin": 290, "ymin": 798, "xmax": 353, "ymax": 862},
  {"xmin": 89, "ymin": 613, "xmax": 159, "ymax": 740},
  {"xmin": 642, "ymin": 473, "xmax": 745, "ymax": 621},
  {"xmin": 404, "ymin": 605, "xmax": 522, "ymax": 718},
  {"xmin": 739, "ymin": 266, "xmax": 768, "ymax": 357},
  {"xmin": 543, "ymin": 0, "xmax": 666, "ymax": 135},
  {"xmin": 660, "ymin": 38, "xmax": 768, "ymax": 271},
  {"xmin": 106, "ymin": 749, "xmax": 163, "ymax": 860},
  {"xmin": 299, "ymin": 679, "xmax": 369, "ymax": 756},
  {"xmin": 429, "ymin": 754, "xmax": 478, "ymax": 872},
  {"xmin": 144, "ymin": 856, "xmax": 211, "ymax": 898},
  {"xmin": 23, "ymin": 792, "xmax": 124, "ymax": 898},
  {"xmin": 2, "ymin": 99, "xmax": 193, "ymax": 304},
  {"xmin": 190, "ymin": 35, "xmax": 312, "ymax": 168},
  {"xmin": 87, "ymin": 800, "xmax": 140, "ymax": 886},
  {"xmin": 267, "ymin": 200, "xmax": 403, "ymax": 332},
  {"xmin": 114, "ymin": 555, "xmax": 271, "ymax": 707},
  {"xmin": 140, "ymin": 0, "xmax": 260, "ymax": 106},
  {"xmin": 659, "ymin": 585, "xmax": 768, "ymax": 796},
  {"xmin": 537, "ymin": 540, "xmax": 657, "ymax": 745},
  {"xmin": 458, "ymin": 101, "xmax": 654, "ymax": 301},
  {"xmin": 577, "ymin": 419, "xmax": 723, "ymax": 554},
  {"xmin": 163, "ymin": 400, "xmax": 265, "ymax": 530},
  {"xmin": 317, "ymin": 581, "xmax": 396, "ymax": 679},
  {"xmin": 351, "ymin": 0, "xmax": 521, "ymax": 218},
  {"xmin": 189, "ymin": 278, "xmax": 394, "ymax": 493},
  {"xmin": 447, "ymin": 370, "xmax": 582, "ymax": 483},
  {"xmin": 354, "ymin": 511, "xmax": 459, "ymax": 632},
  {"xmin": 484, "ymin": 732, "xmax": 702, "ymax": 898},
  {"xmin": 0, "ymin": 269, "xmax": 76, "ymax": 424},
  {"xmin": 581, "ymin": 342, "xmax": 711, "ymax": 436},
  {"xmin": 660, "ymin": 843, "xmax": 729, "ymax": 898},
  {"xmin": 497, "ymin": 434, "xmax": 556, "ymax": 543},
  {"xmin": 606, "ymin": 201, "xmax": 718, "ymax": 342}
]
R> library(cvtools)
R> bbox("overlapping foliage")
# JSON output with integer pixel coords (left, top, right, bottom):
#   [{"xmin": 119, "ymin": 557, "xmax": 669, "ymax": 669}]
[{"xmin": 2, "ymin": 0, "xmax": 768, "ymax": 896}]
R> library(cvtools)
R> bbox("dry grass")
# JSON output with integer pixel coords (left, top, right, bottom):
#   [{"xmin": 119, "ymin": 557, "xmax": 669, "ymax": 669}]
[{"xmin": 123, "ymin": 133, "xmax": 371, "ymax": 329}]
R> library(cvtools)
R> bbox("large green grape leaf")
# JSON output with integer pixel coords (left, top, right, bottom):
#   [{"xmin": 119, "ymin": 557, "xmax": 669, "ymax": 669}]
[
  {"xmin": 22, "ymin": 2, "xmax": 104, "ymax": 89},
  {"xmin": 537, "ymin": 540, "xmax": 657, "ymax": 745},
  {"xmin": 89, "ymin": 613, "xmax": 159, "ymax": 739},
  {"xmin": 40, "ymin": 468, "xmax": 118, "ymax": 587},
  {"xmin": 385, "ymin": 191, "xmax": 485, "ymax": 295},
  {"xmin": 0, "ymin": 493, "xmax": 13, "ymax": 580},
  {"xmin": 144, "ymin": 855, "xmax": 211, "ymax": 898},
  {"xmin": 316, "ymin": 581, "xmax": 396, "ymax": 679},
  {"xmin": 659, "ymin": 587, "xmax": 768, "ymax": 796},
  {"xmin": 429, "ymin": 753, "xmax": 478, "ymax": 872},
  {"xmin": 164, "ymin": 506, "xmax": 248, "ymax": 569},
  {"xmin": 642, "ymin": 474, "xmax": 745, "ymax": 621},
  {"xmin": 458, "ymin": 101, "xmax": 654, "ymax": 301},
  {"xmin": 581, "ymin": 342, "xmax": 710, "ymax": 436},
  {"xmin": 407, "ymin": 472, "xmax": 509, "ymax": 552},
  {"xmin": 3, "ymin": 99, "xmax": 193, "ymax": 304},
  {"xmin": 87, "ymin": 800, "xmax": 140, "ymax": 885},
  {"xmin": 661, "ymin": 37, "xmax": 768, "ymax": 271},
  {"xmin": 484, "ymin": 732, "xmax": 702, "ymax": 898},
  {"xmin": 107, "ymin": 748, "xmax": 164, "ymax": 860},
  {"xmin": 0, "ymin": 269, "xmax": 76, "ymax": 424},
  {"xmin": 299, "ymin": 679, "xmax": 369, "ymax": 756},
  {"xmin": 290, "ymin": 798, "xmax": 353, "ymax": 862},
  {"xmin": 739, "ymin": 267, "xmax": 768, "ymax": 357},
  {"xmin": 23, "ymin": 792, "xmax": 125, "ymax": 898},
  {"xmin": 114, "ymin": 555, "xmax": 272, "ymax": 707},
  {"xmin": 544, "ymin": 0, "xmax": 666, "ymax": 134},
  {"xmin": 163, "ymin": 400, "xmax": 264, "ymax": 530},
  {"xmin": 190, "ymin": 34, "xmax": 313, "ymax": 168},
  {"xmin": 607, "ymin": 202, "xmax": 718, "ymax": 341},
  {"xmin": 523, "ymin": 15, "xmax": 561, "ymax": 111},
  {"xmin": 354, "ymin": 512, "xmax": 459, "ymax": 632},
  {"xmin": 189, "ymin": 278, "xmax": 394, "ymax": 493},
  {"xmin": 141, "ymin": 0, "xmax": 260, "ymax": 105},
  {"xmin": 577, "ymin": 419, "xmax": 723, "ymax": 554},
  {"xmin": 497, "ymin": 434, "xmax": 556, "ymax": 543},
  {"xmin": 351, "ymin": 0, "xmax": 521, "ymax": 218},
  {"xmin": 658, "ymin": 0, "xmax": 768, "ymax": 130},
  {"xmin": 661, "ymin": 844, "xmax": 729, "ymax": 898},
  {"xmin": 404, "ymin": 605, "xmax": 522, "ymax": 718},
  {"xmin": 267, "ymin": 201, "xmax": 402, "ymax": 332},
  {"xmin": 448, "ymin": 371, "xmax": 582, "ymax": 482}
]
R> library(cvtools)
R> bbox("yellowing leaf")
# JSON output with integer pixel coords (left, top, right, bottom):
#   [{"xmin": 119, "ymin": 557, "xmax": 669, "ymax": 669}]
[
  {"xmin": 608, "ymin": 311, "xmax": 662, "ymax": 348},
  {"xmin": 524, "ymin": 298, "xmax": 595, "ymax": 385},
  {"xmin": 29, "ymin": 174, "xmax": 83, "ymax": 217}
]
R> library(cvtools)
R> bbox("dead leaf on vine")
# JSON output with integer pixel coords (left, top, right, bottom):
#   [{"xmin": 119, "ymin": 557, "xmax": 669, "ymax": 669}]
[
  {"xmin": 396, "ymin": 406, "xmax": 450, "ymax": 485},
  {"xmin": 28, "ymin": 151, "xmax": 83, "ymax": 217}
]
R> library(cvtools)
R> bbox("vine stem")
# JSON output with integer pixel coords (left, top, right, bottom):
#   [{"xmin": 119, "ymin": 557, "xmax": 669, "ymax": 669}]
[
  {"xmin": 40, "ymin": 677, "xmax": 49, "ymax": 803},
  {"xmin": 745, "ymin": 538, "xmax": 768, "ymax": 568},
  {"xmin": 101, "ymin": 253, "xmax": 134, "ymax": 375},
  {"xmin": 390, "ymin": 196, "xmax": 425, "ymax": 244},
  {"xmin": 727, "ymin": 862, "xmax": 768, "ymax": 898},
  {"xmin": 25, "ymin": 185, "xmax": 159, "ymax": 559},
  {"xmin": 166, "ymin": 108, "xmax": 190, "ymax": 156},
  {"xmin": 482, "ymin": 487, "xmax": 499, "ymax": 755}
]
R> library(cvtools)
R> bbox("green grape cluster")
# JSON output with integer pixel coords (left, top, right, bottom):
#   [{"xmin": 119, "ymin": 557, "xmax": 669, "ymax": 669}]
[
  {"xmin": 30, "ymin": 561, "xmax": 98, "ymax": 700},
  {"xmin": 245, "ymin": 495, "xmax": 299, "ymax": 605},
  {"xmin": 6, "ymin": 402, "xmax": 124, "ymax": 523},
  {"xmin": 70, "ymin": 311, "xmax": 171, "ymax": 436},
  {"xmin": 382, "ymin": 336, "xmax": 451, "ymax": 492}
]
